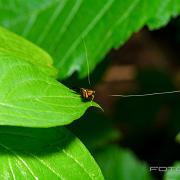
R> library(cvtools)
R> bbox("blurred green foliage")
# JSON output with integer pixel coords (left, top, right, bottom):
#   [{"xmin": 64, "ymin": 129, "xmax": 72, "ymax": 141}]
[{"xmin": 94, "ymin": 145, "xmax": 153, "ymax": 180}]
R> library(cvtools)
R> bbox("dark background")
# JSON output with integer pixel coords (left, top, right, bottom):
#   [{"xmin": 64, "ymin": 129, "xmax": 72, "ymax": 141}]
[{"xmin": 65, "ymin": 16, "xmax": 180, "ymax": 179}]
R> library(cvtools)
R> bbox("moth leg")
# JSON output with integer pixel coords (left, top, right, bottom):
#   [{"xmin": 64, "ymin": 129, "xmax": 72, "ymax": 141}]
[{"xmin": 91, "ymin": 95, "xmax": 95, "ymax": 101}]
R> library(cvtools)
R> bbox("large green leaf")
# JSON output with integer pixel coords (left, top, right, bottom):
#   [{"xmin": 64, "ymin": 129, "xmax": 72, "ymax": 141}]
[
  {"xmin": 164, "ymin": 162, "xmax": 180, "ymax": 180},
  {"xmin": 0, "ymin": 126, "xmax": 104, "ymax": 179},
  {"xmin": 0, "ymin": 55, "xmax": 98, "ymax": 127},
  {"xmin": 0, "ymin": 26, "xmax": 98, "ymax": 127},
  {"xmin": 0, "ymin": 0, "xmax": 180, "ymax": 79},
  {"xmin": 0, "ymin": 26, "xmax": 57, "ymax": 77},
  {"xmin": 94, "ymin": 145, "xmax": 153, "ymax": 180}
]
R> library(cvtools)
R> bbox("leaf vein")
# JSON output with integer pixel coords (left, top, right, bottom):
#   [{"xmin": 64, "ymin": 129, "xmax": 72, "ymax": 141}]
[
  {"xmin": 57, "ymin": 0, "xmax": 115, "ymax": 67},
  {"xmin": 29, "ymin": 153, "xmax": 64, "ymax": 180},
  {"xmin": 0, "ymin": 143, "xmax": 38, "ymax": 180},
  {"xmin": 8, "ymin": 157, "xmax": 16, "ymax": 180},
  {"xmin": 62, "ymin": 149, "xmax": 93, "ymax": 180}
]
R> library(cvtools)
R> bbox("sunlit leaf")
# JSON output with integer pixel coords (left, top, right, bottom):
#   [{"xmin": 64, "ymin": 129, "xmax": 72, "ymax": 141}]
[
  {"xmin": 0, "ymin": 56, "xmax": 99, "ymax": 127},
  {"xmin": 0, "ymin": 27, "xmax": 99, "ymax": 127}
]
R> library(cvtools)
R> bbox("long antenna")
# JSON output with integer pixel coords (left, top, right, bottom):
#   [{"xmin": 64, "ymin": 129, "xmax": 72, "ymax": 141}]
[
  {"xmin": 82, "ymin": 38, "xmax": 91, "ymax": 86},
  {"xmin": 109, "ymin": 90, "xmax": 180, "ymax": 98}
]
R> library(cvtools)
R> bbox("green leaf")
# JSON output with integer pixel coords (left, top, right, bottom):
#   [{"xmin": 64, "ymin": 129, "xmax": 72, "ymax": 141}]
[
  {"xmin": 94, "ymin": 145, "xmax": 153, "ymax": 180},
  {"xmin": 0, "ymin": 26, "xmax": 57, "ymax": 77},
  {"xmin": 176, "ymin": 132, "xmax": 180, "ymax": 143},
  {"xmin": 0, "ymin": 126, "xmax": 104, "ymax": 179},
  {"xmin": 0, "ymin": 55, "xmax": 98, "ymax": 127},
  {"xmin": 0, "ymin": 0, "xmax": 180, "ymax": 79},
  {"xmin": 164, "ymin": 162, "xmax": 180, "ymax": 180}
]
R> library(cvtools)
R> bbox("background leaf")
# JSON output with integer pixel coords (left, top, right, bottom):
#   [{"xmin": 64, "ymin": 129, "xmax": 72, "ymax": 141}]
[
  {"xmin": 94, "ymin": 145, "xmax": 153, "ymax": 180},
  {"xmin": 164, "ymin": 162, "xmax": 180, "ymax": 180},
  {"xmin": 176, "ymin": 133, "xmax": 180, "ymax": 143},
  {"xmin": 0, "ymin": 0, "xmax": 180, "ymax": 79},
  {"xmin": 0, "ymin": 126, "xmax": 104, "ymax": 179}
]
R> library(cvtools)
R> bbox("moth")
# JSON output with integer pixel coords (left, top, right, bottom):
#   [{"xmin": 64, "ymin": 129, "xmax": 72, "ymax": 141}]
[{"xmin": 80, "ymin": 88, "xmax": 95, "ymax": 101}]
